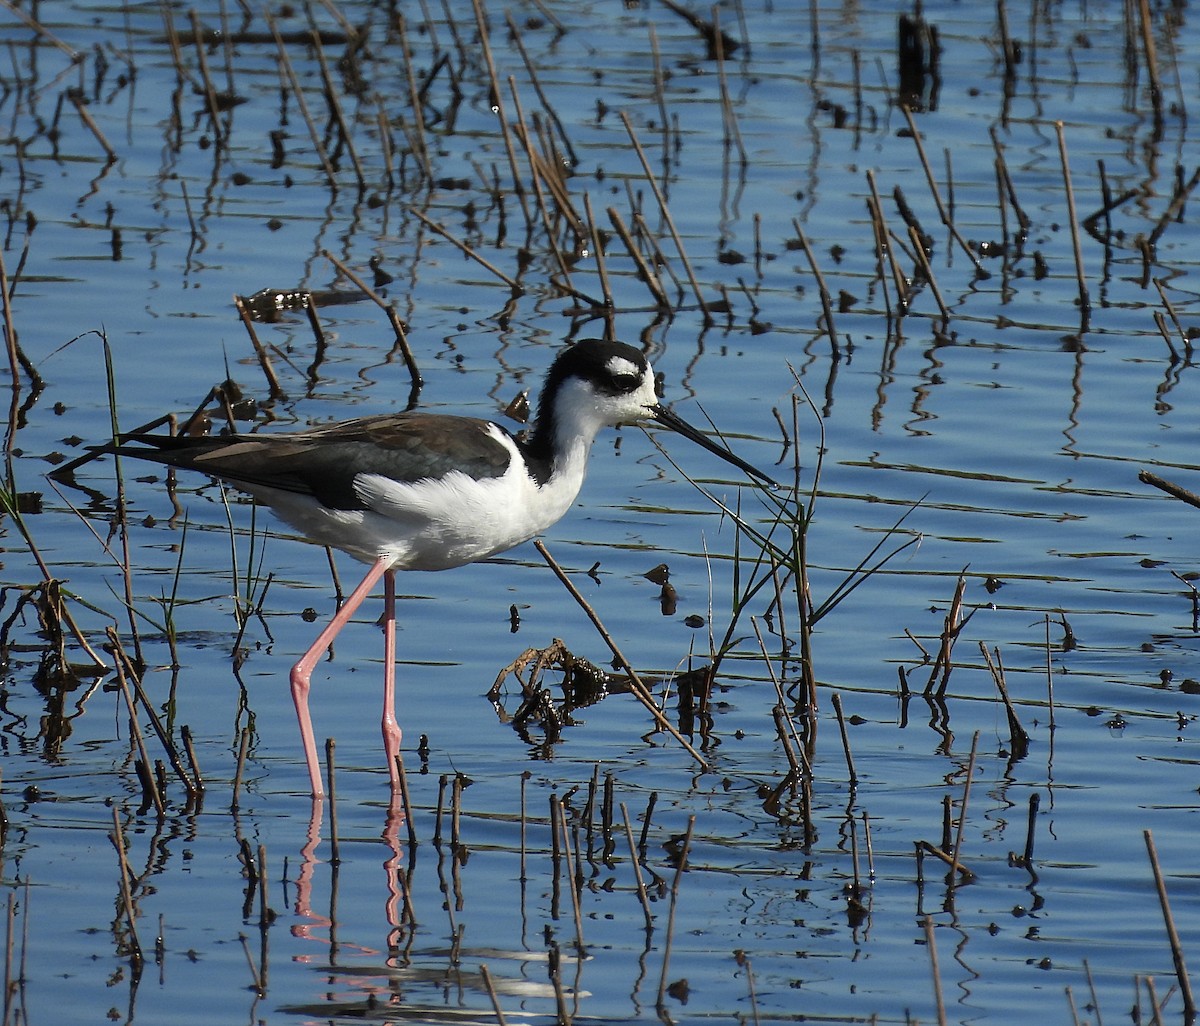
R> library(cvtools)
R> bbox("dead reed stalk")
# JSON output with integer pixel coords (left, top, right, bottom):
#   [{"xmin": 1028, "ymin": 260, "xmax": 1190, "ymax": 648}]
[
  {"xmin": 393, "ymin": 755, "xmax": 418, "ymax": 849},
  {"xmin": 990, "ymin": 129, "xmax": 1031, "ymax": 244},
  {"xmin": 233, "ymin": 295, "xmax": 286, "ymax": 400},
  {"xmin": 791, "ymin": 222, "xmax": 840, "ymax": 350},
  {"xmin": 865, "ymin": 170, "xmax": 905, "ymax": 317},
  {"xmin": 923, "ymin": 915, "xmax": 948, "ymax": 1026},
  {"xmin": 534, "ymin": 540, "xmax": 710, "ymax": 769},
  {"xmin": 319, "ymin": 249, "xmax": 423, "ymax": 386},
  {"xmin": 1144, "ymin": 829, "xmax": 1196, "ymax": 1019},
  {"xmin": 899, "ymin": 105, "xmax": 985, "ymax": 276},
  {"xmin": 557, "ymin": 802, "xmax": 585, "ymax": 954},
  {"xmin": 1153, "ymin": 278, "xmax": 1192, "ymax": 360},
  {"xmin": 655, "ymin": 816, "xmax": 695, "ymax": 1010},
  {"xmin": 925, "ymin": 571, "xmax": 973, "ymax": 697},
  {"xmin": 109, "ymin": 807, "xmax": 144, "ymax": 966},
  {"xmin": 406, "ymin": 207, "xmax": 522, "ymax": 293},
  {"xmin": 109, "ymin": 627, "xmax": 198, "ymax": 797},
  {"xmin": 582, "ymin": 193, "xmax": 614, "ymax": 323},
  {"xmin": 188, "ymin": 10, "xmax": 224, "ymax": 147},
  {"xmin": 309, "ymin": 29, "xmax": 364, "ymax": 192},
  {"xmin": 110, "ymin": 633, "xmax": 164, "ymax": 815},
  {"xmin": 907, "ymin": 223, "xmax": 950, "ymax": 323},
  {"xmin": 947, "ymin": 732, "xmax": 979, "ymax": 884},
  {"xmin": 1139, "ymin": 470, "xmax": 1200, "ymax": 511},
  {"xmin": 267, "ymin": 14, "xmax": 337, "ymax": 190},
  {"xmin": 548, "ymin": 939, "xmax": 572, "ymax": 1025},
  {"xmin": 326, "ymin": 737, "xmax": 340, "ymax": 865},
  {"xmin": 256, "ymin": 844, "xmax": 271, "ymax": 929},
  {"xmin": 478, "ymin": 963, "xmax": 508, "ymax": 1025},
  {"xmin": 620, "ymin": 803, "xmax": 654, "ymax": 931},
  {"xmin": 1148, "ymin": 167, "xmax": 1200, "ymax": 247},
  {"xmin": 2, "ymin": 890, "xmax": 13, "ymax": 1024},
  {"xmin": 1135, "ymin": 0, "xmax": 1164, "ymax": 125},
  {"xmin": 506, "ymin": 78, "xmax": 589, "ymax": 300},
  {"xmin": 711, "ymin": 7, "xmax": 746, "ymax": 167},
  {"xmin": 0, "ymin": 245, "xmax": 44, "ymax": 394},
  {"xmin": 916, "ymin": 840, "xmax": 975, "ymax": 881},
  {"xmin": 1054, "ymin": 121, "xmax": 1090, "ymax": 324},
  {"xmin": 736, "ymin": 951, "xmax": 761, "ymax": 1026},
  {"xmin": 619, "ymin": 110, "xmax": 711, "ymax": 321},
  {"xmin": 830, "ymin": 692, "xmax": 858, "ymax": 787},
  {"xmin": 0, "ymin": 0, "xmax": 78, "ymax": 58},
  {"xmin": 647, "ymin": 26, "xmax": 671, "ymax": 168},
  {"xmin": 978, "ymin": 643, "xmax": 1029, "ymax": 758},
  {"xmin": 231, "ymin": 726, "xmax": 251, "ymax": 810},
  {"xmin": 502, "ymin": 11, "xmax": 576, "ymax": 167},
  {"xmin": 752, "ymin": 616, "xmax": 811, "ymax": 777},
  {"xmin": 467, "ymin": 0, "xmax": 529, "ymax": 222},
  {"xmin": 1043, "ymin": 614, "xmax": 1057, "ymax": 733},
  {"xmin": 238, "ymin": 933, "xmax": 265, "ymax": 996},
  {"xmin": 450, "ymin": 773, "xmax": 462, "ymax": 852},
  {"xmin": 434, "ymin": 774, "xmax": 449, "ymax": 848},
  {"xmin": 393, "ymin": 14, "xmax": 434, "ymax": 184},
  {"xmin": 69, "ymin": 92, "xmax": 118, "ymax": 160},
  {"xmin": 1012, "ymin": 792, "xmax": 1040, "ymax": 867},
  {"xmin": 180, "ymin": 726, "xmax": 204, "ymax": 795}
]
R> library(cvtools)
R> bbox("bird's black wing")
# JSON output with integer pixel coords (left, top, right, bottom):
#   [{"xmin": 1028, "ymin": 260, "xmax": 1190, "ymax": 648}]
[{"xmin": 115, "ymin": 413, "xmax": 515, "ymax": 511}]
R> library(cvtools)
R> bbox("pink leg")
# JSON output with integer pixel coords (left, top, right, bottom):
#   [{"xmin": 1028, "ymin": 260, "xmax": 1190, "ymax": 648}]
[
  {"xmin": 291, "ymin": 555, "xmax": 392, "ymax": 798},
  {"xmin": 380, "ymin": 568, "xmax": 402, "ymax": 791}
]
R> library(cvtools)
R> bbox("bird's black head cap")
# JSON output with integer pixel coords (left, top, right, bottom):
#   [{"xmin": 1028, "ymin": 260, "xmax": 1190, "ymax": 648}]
[{"xmin": 542, "ymin": 339, "xmax": 650, "ymax": 403}]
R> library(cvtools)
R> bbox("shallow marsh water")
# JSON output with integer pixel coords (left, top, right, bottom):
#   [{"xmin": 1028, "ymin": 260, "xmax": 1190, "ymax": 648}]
[{"xmin": 3, "ymin": 1, "xmax": 1200, "ymax": 1024}]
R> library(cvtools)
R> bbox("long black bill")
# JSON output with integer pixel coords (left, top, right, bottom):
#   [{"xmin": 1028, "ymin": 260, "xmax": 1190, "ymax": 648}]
[{"xmin": 651, "ymin": 405, "xmax": 777, "ymax": 488}]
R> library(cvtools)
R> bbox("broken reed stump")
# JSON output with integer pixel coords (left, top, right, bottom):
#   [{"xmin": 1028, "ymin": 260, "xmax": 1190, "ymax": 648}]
[
  {"xmin": 979, "ymin": 643, "xmax": 1030, "ymax": 760},
  {"xmin": 1144, "ymin": 830, "xmax": 1196, "ymax": 1020},
  {"xmin": 1139, "ymin": 469, "xmax": 1200, "ymax": 511}
]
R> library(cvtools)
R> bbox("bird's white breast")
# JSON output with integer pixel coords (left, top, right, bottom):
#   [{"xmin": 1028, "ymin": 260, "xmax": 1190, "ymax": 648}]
[{"xmin": 255, "ymin": 424, "xmax": 590, "ymax": 571}]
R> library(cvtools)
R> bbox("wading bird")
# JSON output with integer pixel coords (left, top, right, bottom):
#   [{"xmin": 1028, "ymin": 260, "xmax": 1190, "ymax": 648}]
[{"xmin": 108, "ymin": 339, "xmax": 771, "ymax": 797}]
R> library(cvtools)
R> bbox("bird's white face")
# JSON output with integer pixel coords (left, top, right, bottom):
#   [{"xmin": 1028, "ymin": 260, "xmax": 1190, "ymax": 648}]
[
  {"xmin": 539, "ymin": 339, "xmax": 774, "ymax": 486},
  {"xmin": 596, "ymin": 354, "xmax": 660, "ymax": 425},
  {"xmin": 549, "ymin": 352, "xmax": 660, "ymax": 435}
]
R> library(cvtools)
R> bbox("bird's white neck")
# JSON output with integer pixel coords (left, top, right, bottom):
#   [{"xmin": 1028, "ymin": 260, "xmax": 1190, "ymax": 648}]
[{"xmin": 523, "ymin": 376, "xmax": 612, "ymax": 489}]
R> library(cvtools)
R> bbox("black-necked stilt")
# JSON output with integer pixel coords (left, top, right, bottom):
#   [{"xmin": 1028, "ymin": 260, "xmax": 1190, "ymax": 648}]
[{"xmin": 109, "ymin": 339, "xmax": 771, "ymax": 797}]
